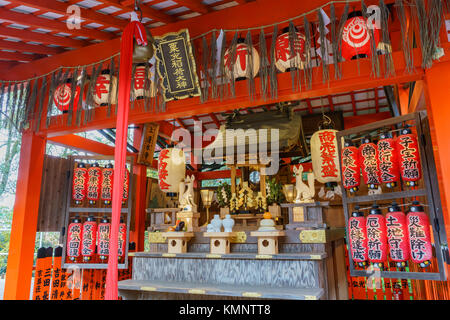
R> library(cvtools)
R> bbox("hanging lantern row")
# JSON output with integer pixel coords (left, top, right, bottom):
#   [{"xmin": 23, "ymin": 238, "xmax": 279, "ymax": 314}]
[
  {"xmin": 66, "ymin": 215, "xmax": 127, "ymax": 263},
  {"xmin": 53, "ymin": 65, "xmax": 155, "ymax": 114},
  {"xmin": 348, "ymin": 201, "xmax": 432, "ymax": 269},
  {"xmin": 341, "ymin": 128, "xmax": 422, "ymax": 192},
  {"xmin": 72, "ymin": 162, "xmax": 129, "ymax": 205}
]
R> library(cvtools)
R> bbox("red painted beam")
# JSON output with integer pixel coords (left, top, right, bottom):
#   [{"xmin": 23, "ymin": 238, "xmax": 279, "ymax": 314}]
[
  {"xmin": 47, "ymin": 134, "xmax": 116, "ymax": 155},
  {"xmin": 0, "ymin": 39, "xmax": 64, "ymax": 56},
  {"xmin": 0, "ymin": 51, "xmax": 43, "ymax": 62}
]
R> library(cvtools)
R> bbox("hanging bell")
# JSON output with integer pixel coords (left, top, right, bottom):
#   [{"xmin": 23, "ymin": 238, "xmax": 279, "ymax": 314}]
[{"xmin": 133, "ymin": 26, "xmax": 155, "ymax": 63}]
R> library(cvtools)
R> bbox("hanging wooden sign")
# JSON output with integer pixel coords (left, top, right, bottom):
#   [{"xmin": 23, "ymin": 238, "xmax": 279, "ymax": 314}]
[
  {"xmin": 153, "ymin": 29, "xmax": 201, "ymax": 102},
  {"xmin": 137, "ymin": 122, "xmax": 159, "ymax": 166}
]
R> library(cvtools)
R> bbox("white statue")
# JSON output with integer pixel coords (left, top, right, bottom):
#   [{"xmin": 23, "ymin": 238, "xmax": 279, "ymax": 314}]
[
  {"xmin": 179, "ymin": 175, "xmax": 197, "ymax": 212},
  {"xmin": 293, "ymin": 165, "xmax": 315, "ymax": 203}
]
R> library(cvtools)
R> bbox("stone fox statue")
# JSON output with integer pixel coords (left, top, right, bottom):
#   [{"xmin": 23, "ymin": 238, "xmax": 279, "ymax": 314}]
[
  {"xmin": 293, "ymin": 165, "xmax": 315, "ymax": 202},
  {"xmin": 179, "ymin": 175, "xmax": 196, "ymax": 209}
]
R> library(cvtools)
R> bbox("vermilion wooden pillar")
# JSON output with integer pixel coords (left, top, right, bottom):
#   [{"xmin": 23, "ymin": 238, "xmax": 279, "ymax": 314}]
[
  {"xmin": 130, "ymin": 126, "xmax": 147, "ymax": 251},
  {"xmin": 4, "ymin": 131, "xmax": 46, "ymax": 300}
]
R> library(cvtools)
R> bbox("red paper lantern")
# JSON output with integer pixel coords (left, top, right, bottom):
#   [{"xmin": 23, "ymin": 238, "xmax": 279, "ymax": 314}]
[
  {"xmin": 348, "ymin": 206, "xmax": 368, "ymax": 267},
  {"xmin": 94, "ymin": 69, "xmax": 118, "ymax": 106},
  {"xmin": 66, "ymin": 216, "xmax": 82, "ymax": 262},
  {"xmin": 377, "ymin": 132, "xmax": 400, "ymax": 188},
  {"xmin": 310, "ymin": 128, "xmax": 340, "ymax": 189},
  {"xmin": 133, "ymin": 63, "xmax": 154, "ymax": 100},
  {"xmin": 359, "ymin": 137, "xmax": 381, "ymax": 190},
  {"xmin": 341, "ymin": 140, "xmax": 360, "ymax": 193},
  {"xmin": 397, "ymin": 128, "xmax": 421, "ymax": 187},
  {"xmin": 87, "ymin": 163, "xmax": 102, "ymax": 205},
  {"xmin": 72, "ymin": 163, "xmax": 87, "ymax": 205},
  {"xmin": 122, "ymin": 167, "xmax": 129, "ymax": 204},
  {"xmin": 341, "ymin": 11, "xmax": 380, "ymax": 61},
  {"xmin": 366, "ymin": 204, "xmax": 388, "ymax": 268},
  {"xmin": 407, "ymin": 201, "xmax": 432, "ymax": 268},
  {"xmin": 81, "ymin": 215, "xmax": 97, "ymax": 262},
  {"xmin": 386, "ymin": 202, "xmax": 410, "ymax": 267},
  {"xmin": 275, "ymin": 28, "xmax": 306, "ymax": 72},
  {"xmin": 53, "ymin": 79, "xmax": 82, "ymax": 113},
  {"xmin": 118, "ymin": 218, "xmax": 127, "ymax": 259},
  {"xmin": 224, "ymin": 39, "xmax": 260, "ymax": 80},
  {"xmin": 158, "ymin": 148, "xmax": 186, "ymax": 193},
  {"xmin": 101, "ymin": 164, "xmax": 114, "ymax": 205},
  {"xmin": 97, "ymin": 216, "xmax": 110, "ymax": 261}
]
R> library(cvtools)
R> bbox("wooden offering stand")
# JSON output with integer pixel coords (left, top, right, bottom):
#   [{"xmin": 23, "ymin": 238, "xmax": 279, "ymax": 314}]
[
  {"xmin": 250, "ymin": 231, "xmax": 286, "ymax": 255},
  {"xmin": 161, "ymin": 232, "xmax": 194, "ymax": 254},
  {"xmin": 203, "ymin": 232, "xmax": 237, "ymax": 254}
]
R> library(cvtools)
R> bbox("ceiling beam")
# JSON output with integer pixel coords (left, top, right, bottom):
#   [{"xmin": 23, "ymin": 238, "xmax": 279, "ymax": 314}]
[
  {"xmin": 8, "ymin": 0, "xmax": 127, "ymax": 30},
  {"xmin": 0, "ymin": 7, "xmax": 115, "ymax": 41},
  {"xmin": 0, "ymin": 51, "xmax": 44, "ymax": 62},
  {"xmin": 209, "ymin": 113, "xmax": 221, "ymax": 128},
  {"xmin": 101, "ymin": 0, "xmax": 177, "ymax": 24},
  {"xmin": 0, "ymin": 25, "xmax": 90, "ymax": 48},
  {"xmin": 171, "ymin": 0, "xmax": 212, "ymax": 14},
  {"xmin": 0, "ymin": 39, "xmax": 64, "ymax": 56}
]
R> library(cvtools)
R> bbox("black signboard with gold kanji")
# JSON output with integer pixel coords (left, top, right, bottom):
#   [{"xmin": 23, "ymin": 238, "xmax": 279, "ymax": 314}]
[{"xmin": 153, "ymin": 29, "xmax": 200, "ymax": 101}]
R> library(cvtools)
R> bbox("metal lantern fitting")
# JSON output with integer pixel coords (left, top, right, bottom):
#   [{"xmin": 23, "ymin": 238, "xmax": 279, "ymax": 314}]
[
  {"xmin": 201, "ymin": 189, "xmax": 214, "ymax": 225},
  {"xmin": 282, "ymin": 184, "xmax": 295, "ymax": 203}
]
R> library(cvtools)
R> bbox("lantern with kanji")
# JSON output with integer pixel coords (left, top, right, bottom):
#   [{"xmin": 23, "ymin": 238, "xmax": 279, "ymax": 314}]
[
  {"xmin": 97, "ymin": 216, "xmax": 110, "ymax": 261},
  {"xmin": 122, "ymin": 167, "xmax": 129, "ymax": 205},
  {"xmin": 341, "ymin": 139, "xmax": 360, "ymax": 193},
  {"xmin": 81, "ymin": 215, "xmax": 97, "ymax": 262},
  {"xmin": 341, "ymin": 11, "xmax": 380, "ymax": 61},
  {"xmin": 118, "ymin": 217, "xmax": 127, "ymax": 260},
  {"xmin": 407, "ymin": 201, "xmax": 432, "ymax": 268},
  {"xmin": 158, "ymin": 148, "xmax": 186, "ymax": 193},
  {"xmin": 359, "ymin": 136, "xmax": 381, "ymax": 190},
  {"xmin": 275, "ymin": 27, "xmax": 306, "ymax": 73},
  {"xmin": 101, "ymin": 163, "xmax": 114, "ymax": 205},
  {"xmin": 72, "ymin": 162, "xmax": 88, "ymax": 205},
  {"xmin": 224, "ymin": 39, "xmax": 260, "ymax": 81},
  {"xmin": 366, "ymin": 204, "xmax": 388, "ymax": 268},
  {"xmin": 133, "ymin": 63, "xmax": 155, "ymax": 100},
  {"xmin": 348, "ymin": 206, "xmax": 368, "ymax": 267},
  {"xmin": 386, "ymin": 202, "xmax": 410, "ymax": 267},
  {"xmin": 377, "ymin": 132, "xmax": 400, "ymax": 188},
  {"xmin": 66, "ymin": 216, "xmax": 82, "ymax": 262},
  {"xmin": 396, "ymin": 128, "xmax": 421, "ymax": 187},
  {"xmin": 53, "ymin": 78, "xmax": 83, "ymax": 113},
  {"xmin": 87, "ymin": 162, "xmax": 102, "ymax": 205},
  {"xmin": 94, "ymin": 69, "xmax": 118, "ymax": 106},
  {"xmin": 311, "ymin": 128, "xmax": 340, "ymax": 189}
]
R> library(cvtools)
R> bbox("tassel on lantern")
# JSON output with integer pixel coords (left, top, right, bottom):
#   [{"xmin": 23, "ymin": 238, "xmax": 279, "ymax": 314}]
[
  {"xmin": 228, "ymin": 32, "xmax": 239, "ymax": 98},
  {"xmin": 366, "ymin": 204, "xmax": 388, "ymax": 269},
  {"xmin": 107, "ymin": 58, "xmax": 116, "ymax": 117},
  {"xmin": 395, "ymin": 0, "xmax": 414, "ymax": 74},
  {"xmin": 201, "ymin": 35, "xmax": 210, "ymax": 102},
  {"xmin": 35, "ymin": 77, "xmax": 48, "ymax": 133},
  {"xmin": 45, "ymin": 71, "xmax": 58, "ymax": 129},
  {"xmin": 377, "ymin": 132, "xmax": 400, "ymax": 188},
  {"xmin": 386, "ymin": 202, "xmax": 410, "ymax": 268},
  {"xmin": 379, "ymin": 0, "xmax": 395, "ymax": 78},
  {"xmin": 330, "ymin": 4, "xmax": 341, "ymax": 80},
  {"xmin": 407, "ymin": 201, "xmax": 433, "ymax": 268},
  {"xmin": 341, "ymin": 139, "xmax": 360, "ymax": 193},
  {"xmin": 348, "ymin": 206, "xmax": 368, "ymax": 267},
  {"xmin": 218, "ymin": 31, "xmax": 228, "ymax": 101},
  {"xmin": 336, "ymin": 3, "xmax": 349, "ymax": 68},
  {"xmin": 210, "ymin": 31, "xmax": 218, "ymax": 100},
  {"xmin": 67, "ymin": 68, "xmax": 79, "ymax": 126},
  {"xmin": 396, "ymin": 127, "xmax": 421, "ymax": 187},
  {"xmin": 244, "ymin": 30, "xmax": 256, "ymax": 100},
  {"xmin": 303, "ymin": 17, "xmax": 313, "ymax": 90},
  {"xmin": 76, "ymin": 67, "xmax": 88, "ymax": 127},
  {"xmin": 269, "ymin": 25, "xmax": 279, "ymax": 100},
  {"xmin": 259, "ymin": 28, "xmax": 269, "ymax": 101},
  {"xmin": 288, "ymin": 21, "xmax": 302, "ymax": 92},
  {"xmin": 361, "ymin": 1, "xmax": 380, "ymax": 78},
  {"xmin": 414, "ymin": 0, "xmax": 432, "ymax": 69},
  {"xmin": 26, "ymin": 79, "xmax": 39, "ymax": 128},
  {"xmin": 429, "ymin": 0, "xmax": 444, "ymax": 59},
  {"xmin": 318, "ymin": 10, "xmax": 329, "ymax": 84}
]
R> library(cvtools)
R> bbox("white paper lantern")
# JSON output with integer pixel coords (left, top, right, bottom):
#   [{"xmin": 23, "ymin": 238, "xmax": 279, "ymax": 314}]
[
  {"xmin": 275, "ymin": 31, "xmax": 306, "ymax": 73},
  {"xmin": 94, "ymin": 70, "xmax": 118, "ymax": 106},
  {"xmin": 310, "ymin": 129, "xmax": 340, "ymax": 185},
  {"xmin": 133, "ymin": 63, "xmax": 156, "ymax": 100},
  {"xmin": 224, "ymin": 42, "xmax": 260, "ymax": 80},
  {"xmin": 158, "ymin": 148, "xmax": 186, "ymax": 193}
]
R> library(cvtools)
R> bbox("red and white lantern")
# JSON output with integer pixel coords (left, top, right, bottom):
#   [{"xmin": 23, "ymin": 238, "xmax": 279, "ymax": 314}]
[
  {"xmin": 118, "ymin": 218, "xmax": 127, "ymax": 260},
  {"xmin": 97, "ymin": 216, "xmax": 110, "ymax": 261},
  {"xmin": 133, "ymin": 63, "xmax": 155, "ymax": 100},
  {"xmin": 348, "ymin": 207, "xmax": 368, "ymax": 267},
  {"xmin": 53, "ymin": 79, "xmax": 82, "ymax": 113},
  {"xmin": 407, "ymin": 201, "xmax": 432, "ymax": 268},
  {"xmin": 359, "ymin": 137, "xmax": 381, "ymax": 189},
  {"xmin": 396, "ymin": 128, "xmax": 421, "ymax": 187},
  {"xmin": 341, "ymin": 140, "xmax": 360, "ymax": 193},
  {"xmin": 122, "ymin": 167, "xmax": 129, "ymax": 204},
  {"xmin": 72, "ymin": 163, "xmax": 88, "ymax": 205},
  {"xmin": 386, "ymin": 202, "xmax": 410, "ymax": 267},
  {"xmin": 366, "ymin": 204, "xmax": 388, "ymax": 268},
  {"xmin": 224, "ymin": 40, "xmax": 260, "ymax": 80},
  {"xmin": 377, "ymin": 132, "xmax": 400, "ymax": 188},
  {"xmin": 341, "ymin": 12, "xmax": 380, "ymax": 61},
  {"xmin": 66, "ymin": 216, "xmax": 82, "ymax": 262},
  {"xmin": 81, "ymin": 215, "xmax": 97, "ymax": 262},
  {"xmin": 94, "ymin": 70, "xmax": 118, "ymax": 106},
  {"xmin": 158, "ymin": 148, "xmax": 186, "ymax": 193},
  {"xmin": 101, "ymin": 164, "xmax": 114, "ymax": 205},
  {"xmin": 275, "ymin": 29, "xmax": 306, "ymax": 73},
  {"xmin": 311, "ymin": 129, "xmax": 340, "ymax": 189},
  {"xmin": 87, "ymin": 163, "xmax": 102, "ymax": 205}
]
